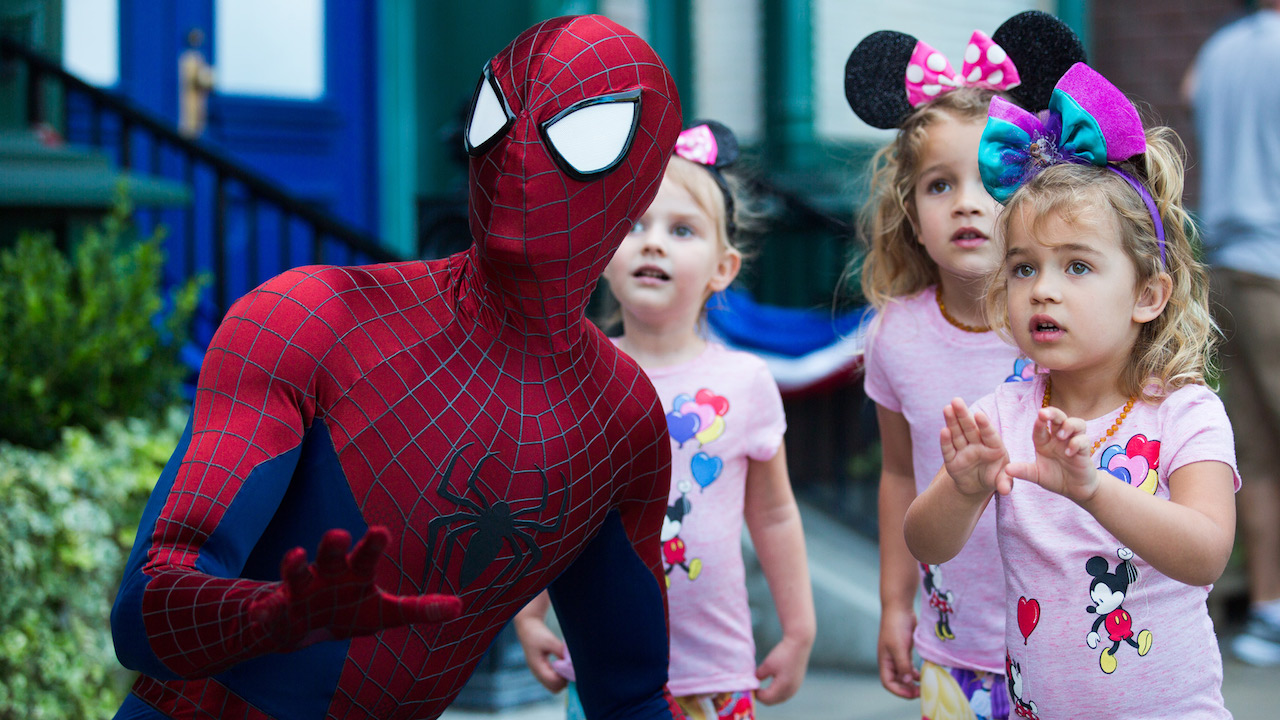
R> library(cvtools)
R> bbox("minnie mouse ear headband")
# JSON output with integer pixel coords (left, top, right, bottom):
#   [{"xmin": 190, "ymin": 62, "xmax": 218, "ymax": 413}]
[
  {"xmin": 979, "ymin": 62, "xmax": 1166, "ymax": 265},
  {"xmin": 844, "ymin": 10, "xmax": 1086, "ymax": 129},
  {"xmin": 674, "ymin": 119, "xmax": 740, "ymax": 238}
]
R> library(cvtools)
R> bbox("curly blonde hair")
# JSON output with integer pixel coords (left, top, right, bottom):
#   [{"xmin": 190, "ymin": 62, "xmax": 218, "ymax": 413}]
[
  {"xmin": 850, "ymin": 87, "xmax": 998, "ymax": 311},
  {"xmin": 983, "ymin": 126, "xmax": 1217, "ymax": 402}
]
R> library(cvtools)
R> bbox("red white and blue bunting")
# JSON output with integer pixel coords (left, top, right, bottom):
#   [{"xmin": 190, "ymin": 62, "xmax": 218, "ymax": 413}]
[{"xmin": 705, "ymin": 288, "xmax": 871, "ymax": 397}]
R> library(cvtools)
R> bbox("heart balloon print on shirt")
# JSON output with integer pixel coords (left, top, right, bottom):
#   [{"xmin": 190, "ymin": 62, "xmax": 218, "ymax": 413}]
[
  {"xmin": 1099, "ymin": 434, "xmax": 1161, "ymax": 495},
  {"xmin": 695, "ymin": 415, "xmax": 725, "ymax": 445},
  {"xmin": 690, "ymin": 452, "xmax": 724, "ymax": 489},
  {"xmin": 680, "ymin": 401, "xmax": 717, "ymax": 433},
  {"xmin": 666, "ymin": 411, "xmax": 699, "ymax": 446},
  {"xmin": 1017, "ymin": 596, "xmax": 1040, "ymax": 644},
  {"xmin": 1106, "ymin": 453, "xmax": 1149, "ymax": 486},
  {"xmin": 665, "ymin": 389, "xmax": 731, "ymax": 447},
  {"xmin": 1125, "ymin": 434, "xmax": 1160, "ymax": 469},
  {"xmin": 694, "ymin": 389, "xmax": 730, "ymax": 416},
  {"xmin": 1005, "ymin": 357, "xmax": 1035, "ymax": 383}
]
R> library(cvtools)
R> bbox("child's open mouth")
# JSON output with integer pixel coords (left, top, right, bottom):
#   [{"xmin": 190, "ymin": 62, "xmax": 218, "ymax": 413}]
[
  {"xmin": 1029, "ymin": 315, "xmax": 1064, "ymax": 342},
  {"xmin": 952, "ymin": 228, "xmax": 989, "ymax": 249},
  {"xmin": 634, "ymin": 265, "xmax": 670, "ymax": 282}
]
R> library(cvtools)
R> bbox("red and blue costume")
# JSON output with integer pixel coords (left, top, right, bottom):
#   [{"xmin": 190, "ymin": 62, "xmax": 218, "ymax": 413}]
[{"xmin": 111, "ymin": 15, "xmax": 682, "ymax": 720}]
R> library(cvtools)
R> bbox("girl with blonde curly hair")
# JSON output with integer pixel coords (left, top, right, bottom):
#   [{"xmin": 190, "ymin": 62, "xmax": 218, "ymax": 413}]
[{"xmin": 906, "ymin": 63, "xmax": 1238, "ymax": 718}]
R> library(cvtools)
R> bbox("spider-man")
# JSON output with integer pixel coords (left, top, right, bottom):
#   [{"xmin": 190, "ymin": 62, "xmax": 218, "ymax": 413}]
[{"xmin": 111, "ymin": 15, "xmax": 682, "ymax": 720}]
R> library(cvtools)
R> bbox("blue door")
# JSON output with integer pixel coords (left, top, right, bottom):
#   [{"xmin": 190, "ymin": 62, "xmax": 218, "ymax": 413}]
[
  {"xmin": 115, "ymin": 0, "xmax": 379, "ymax": 235},
  {"xmin": 59, "ymin": 0, "xmax": 383, "ymax": 358}
]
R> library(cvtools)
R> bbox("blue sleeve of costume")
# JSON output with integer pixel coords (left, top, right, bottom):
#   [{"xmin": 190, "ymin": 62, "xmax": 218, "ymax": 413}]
[
  {"xmin": 109, "ymin": 412, "xmax": 307, "ymax": 678},
  {"xmin": 111, "ymin": 413, "xmax": 363, "ymax": 686},
  {"xmin": 549, "ymin": 509, "xmax": 673, "ymax": 720}
]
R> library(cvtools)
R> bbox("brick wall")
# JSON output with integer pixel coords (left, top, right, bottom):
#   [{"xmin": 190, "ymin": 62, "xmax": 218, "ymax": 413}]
[{"xmin": 1089, "ymin": 0, "xmax": 1249, "ymax": 206}]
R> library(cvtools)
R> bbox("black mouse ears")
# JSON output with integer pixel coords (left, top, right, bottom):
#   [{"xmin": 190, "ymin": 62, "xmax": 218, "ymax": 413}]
[
  {"xmin": 844, "ymin": 10, "xmax": 1087, "ymax": 129},
  {"xmin": 992, "ymin": 11, "xmax": 1088, "ymax": 115},
  {"xmin": 844, "ymin": 31, "xmax": 920, "ymax": 130}
]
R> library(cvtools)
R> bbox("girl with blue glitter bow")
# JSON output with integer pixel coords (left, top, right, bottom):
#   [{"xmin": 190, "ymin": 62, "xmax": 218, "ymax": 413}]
[{"xmin": 905, "ymin": 63, "xmax": 1238, "ymax": 718}]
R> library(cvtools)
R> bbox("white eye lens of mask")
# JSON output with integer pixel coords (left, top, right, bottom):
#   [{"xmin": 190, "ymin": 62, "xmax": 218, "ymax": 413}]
[
  {"xmin": 541, "ymin": 91, "xmax": 641, "ymax": 179},
  {"xmin": 465, "ymin": 67, "xmax": 513, "ymax": 155}
]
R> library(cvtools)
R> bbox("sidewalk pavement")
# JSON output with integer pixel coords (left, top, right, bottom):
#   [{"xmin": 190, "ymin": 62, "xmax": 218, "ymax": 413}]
[{"xmin": 441, "ymin": 648, "xmax": 1278, "ymax": 720}]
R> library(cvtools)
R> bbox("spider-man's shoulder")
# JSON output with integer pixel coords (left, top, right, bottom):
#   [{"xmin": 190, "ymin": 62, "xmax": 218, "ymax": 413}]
[
  {"xmin": 229, "ymin": 262, "xmax": 444, "ymax": 329},
  {"xmin": 263, "ymin": 261, "xmax": 439, "ymax": 302},
  {"xmin": 591, "ymin": 335, "xmax": 666, "ymax": 438}
]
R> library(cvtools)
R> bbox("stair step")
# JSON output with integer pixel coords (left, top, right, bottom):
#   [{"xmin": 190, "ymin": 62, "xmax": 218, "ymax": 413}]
[{"xmin": 0, "ymin": 130, "xmax": 189, "ymax": 207}]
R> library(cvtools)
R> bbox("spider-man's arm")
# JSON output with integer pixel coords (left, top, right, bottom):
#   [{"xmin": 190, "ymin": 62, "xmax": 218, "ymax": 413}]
[
  {"xmin": 549, "ymin": 400, "xmax": 678, "ymax": 720},
  {"xmin": 111, "ymin": 280, "xmax": 321, "ymax": 678},
  {"xmin": 112, "ymin": 269, "xmax": 457, "ymax": 679}
]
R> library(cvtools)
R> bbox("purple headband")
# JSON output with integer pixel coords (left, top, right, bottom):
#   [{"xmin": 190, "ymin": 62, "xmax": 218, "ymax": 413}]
[
  {"xmin": 979, "ymin": 63, "xmax": 1166, "ymax": 265},
  {"xmin": 674, "ymin": 121, "xmax": 740, "ymax": 238},
  {"xmin": 1108, "ymin": 167, "xmax": 1166, "ymax": 265}
]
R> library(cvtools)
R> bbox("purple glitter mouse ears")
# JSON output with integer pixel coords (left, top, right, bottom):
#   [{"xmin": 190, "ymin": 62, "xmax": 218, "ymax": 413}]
[
  {"xmin": 978, "ymin": 62, "xmax": 1166, "ymax": 264},
  {"xmin": 844, "ymin": 10, "xmax": 1087, "ymax": 129},
  {"xmin": 674, "ymin": 120, "xmax": 740, "ymax": 237}
]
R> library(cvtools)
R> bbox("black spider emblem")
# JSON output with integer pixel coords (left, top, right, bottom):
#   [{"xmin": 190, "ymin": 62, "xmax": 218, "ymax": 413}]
[{"xmin": 426, "ymin": 443, "xmax": 568, "ymax": 589}]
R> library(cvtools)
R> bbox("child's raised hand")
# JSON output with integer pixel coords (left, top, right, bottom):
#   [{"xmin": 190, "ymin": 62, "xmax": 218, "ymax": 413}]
[
  {"xmin": 940, "ymin": 398, "xmax": 1012, "ymax": 497},
  {"xmin": 1005, "ymin": 406, "xmax": 1099, "ymax": 503}
]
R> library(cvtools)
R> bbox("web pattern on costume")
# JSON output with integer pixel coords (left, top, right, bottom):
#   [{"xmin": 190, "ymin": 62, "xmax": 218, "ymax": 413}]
[{"xmin": 112, "ymin": 15, "xmax": 681, "ymax": 720}]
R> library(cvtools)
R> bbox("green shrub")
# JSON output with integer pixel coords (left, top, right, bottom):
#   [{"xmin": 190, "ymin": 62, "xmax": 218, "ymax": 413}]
[
  {"xmin": 0, "ymin": 195, "xmax": 204, "ymax": 449},
  {"xmin": 0, "ymin": 406, "xmax": 186, "ymax": 720}
]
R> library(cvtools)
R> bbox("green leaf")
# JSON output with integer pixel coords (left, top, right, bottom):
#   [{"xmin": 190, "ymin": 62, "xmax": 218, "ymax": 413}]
[
  {"xmin": 0, "ymin": 409, "xmax": 186, "ymax": 717},
  {"xmin": 0, "ymin": 195, "xmax": 206, "ymax": 450}
]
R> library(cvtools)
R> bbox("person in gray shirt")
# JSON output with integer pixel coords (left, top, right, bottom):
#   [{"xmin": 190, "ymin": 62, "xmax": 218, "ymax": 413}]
[{"xmin": 1187, "ymin": 0, "xmax": 1280, "ymax": 667}]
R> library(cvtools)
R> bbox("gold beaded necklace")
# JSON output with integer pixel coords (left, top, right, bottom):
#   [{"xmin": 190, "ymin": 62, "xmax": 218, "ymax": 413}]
[
  {"xmin": 936, "ymin": 290, "xmax": 990, "ymax": 333},
  {"xmin": 1042, "ymin": 377, "xmax": 1136, "ymax": 456}
]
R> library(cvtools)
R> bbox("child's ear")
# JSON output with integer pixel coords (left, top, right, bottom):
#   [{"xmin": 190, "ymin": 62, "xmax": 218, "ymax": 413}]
[
  {"xmin": 708, "ymin": 248, "xmax": 742, "ymax": 293},
  {"xmin": 1132, "ymin": 271, "xmax": 1173, "ymax": 324}
]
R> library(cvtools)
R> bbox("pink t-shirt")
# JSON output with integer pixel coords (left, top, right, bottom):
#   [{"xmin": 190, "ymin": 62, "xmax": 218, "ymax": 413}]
[
  {"xmin": 863, "ymin": 286, "xmax": 1026, "ymax": 674},
  {"xmin": 555, "ymin": 342, "xmax": 787, "ymax": 696},
  {"xmin": 974, "ymin": 377, "xmax": 1239, "ymax": 718}
]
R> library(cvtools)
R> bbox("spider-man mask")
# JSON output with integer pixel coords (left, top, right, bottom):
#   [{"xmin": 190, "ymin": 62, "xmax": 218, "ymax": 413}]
[{"xmin": 463, "ymin": 15, "xmax": 681, "ymax": 352}]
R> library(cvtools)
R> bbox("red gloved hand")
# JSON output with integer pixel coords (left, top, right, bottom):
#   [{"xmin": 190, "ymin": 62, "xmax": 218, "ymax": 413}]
[{"xmin": 249, "ymin": 526, "xmax": 462, "ymax": 648}]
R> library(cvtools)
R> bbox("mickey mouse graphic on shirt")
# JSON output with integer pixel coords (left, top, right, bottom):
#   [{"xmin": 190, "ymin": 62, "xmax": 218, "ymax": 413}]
[
  {"xmin": 1006, "ymin": 651, "xmax": 1040, "ymax": 720},
  {"xmin": 661, "ymin": 480, "xmax": 702, "ymax": 586},
  {"xmin": 1085, "ymin": 547, "xmax": 1154, "ymax": 674},
  {"xmin": 921, "ymin": 562, "xmax": 957, "ymax": 641},
  {"xmin": 661, "ymin": 388, "xmax": 733, "ymax": 587}
]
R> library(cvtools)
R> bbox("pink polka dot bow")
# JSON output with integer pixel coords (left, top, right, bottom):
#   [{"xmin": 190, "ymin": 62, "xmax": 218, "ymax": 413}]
[
  {"xmin": 675, "ymin": 124, "xmax": 718, "ymax": 166},
  {"xmin": 905, "ymin": 30, "xmax": 1021, "ymax": 107}
]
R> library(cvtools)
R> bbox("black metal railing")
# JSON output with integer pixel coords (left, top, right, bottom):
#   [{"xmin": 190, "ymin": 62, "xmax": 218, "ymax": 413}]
[{"xmin": 1, "ymin": 36, "xmax": 400, "ymax": 345}]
